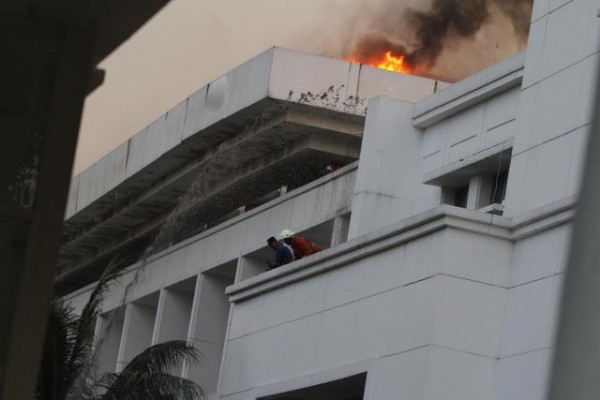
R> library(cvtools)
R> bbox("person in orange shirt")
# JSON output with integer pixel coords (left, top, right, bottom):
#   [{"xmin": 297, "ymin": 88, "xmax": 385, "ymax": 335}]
[{"xmin": 278, "ymin": 229, "xmax": 323, "ymax": 260}]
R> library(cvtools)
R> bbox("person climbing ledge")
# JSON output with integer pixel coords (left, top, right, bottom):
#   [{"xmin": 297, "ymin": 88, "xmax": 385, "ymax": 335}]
[
  {"xmin": 278, "ymin": 229, "xmax": 323, "ymax": 260},
  {"xmin": 267, "ymin": 236, "xmax": 294, "ymax": 269}
]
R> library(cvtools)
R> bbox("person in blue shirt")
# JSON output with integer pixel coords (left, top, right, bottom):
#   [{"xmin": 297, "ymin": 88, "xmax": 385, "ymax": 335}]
[{"xmin": 267, "ymin": 236, "xmax": 293, "ymax": 269}]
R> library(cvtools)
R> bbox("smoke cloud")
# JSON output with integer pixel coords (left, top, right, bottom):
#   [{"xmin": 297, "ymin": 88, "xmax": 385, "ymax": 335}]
[{"xmin": 319, "ymin": 0, "xmax": 533, "ymax": 81}]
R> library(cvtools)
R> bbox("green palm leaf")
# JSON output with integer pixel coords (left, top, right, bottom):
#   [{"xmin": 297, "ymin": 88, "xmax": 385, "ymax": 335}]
[
  {"xmin": 36, "ymin": 261, "xmax": 204, "ymax": 400},
  {"xmin": 36, "ymin": 262, "xmax": 123, "ymax": 400},
  {"xmin": 99, "ymin": 340, "xmax": 203, "ymax": 400},
  {"xmin": 36, "ymin": 299, "xmax": 80, "ymax": 400}
]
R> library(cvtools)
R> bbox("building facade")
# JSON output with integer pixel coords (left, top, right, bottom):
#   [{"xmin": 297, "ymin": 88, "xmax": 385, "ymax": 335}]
[{"xmin": 61, "ymin": 0, "xmax": 599, "ymax": 399}]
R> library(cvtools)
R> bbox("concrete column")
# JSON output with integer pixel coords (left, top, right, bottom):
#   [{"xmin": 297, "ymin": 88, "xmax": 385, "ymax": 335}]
[
  {"xmin": 94, "ymin": 309, "xmax": 125, "ymax": 375},
  {"xmin": 331, "ymin": 213, "xmax": 351, "ymax": 246},
  {"xmin": 152, "ymin": 286, "xmax": 195, "ymax": 345},
  {"xmin": 0, "ymin": 19, "xmax": 96, "ymax": 399},
  {"xmin": 348, "ymin": 96, "xmax": 423, "ymax": 239},
  {"xmin": 236, "ymin": 256, "xmax": 268, "ymax": 282},
  {"xmin": 117, "ymin": 301, "xmax": 158, "ymax": 372},
  {"xmin": 185, "ymin": 275, "xmax": 232, "ymax": 397}
]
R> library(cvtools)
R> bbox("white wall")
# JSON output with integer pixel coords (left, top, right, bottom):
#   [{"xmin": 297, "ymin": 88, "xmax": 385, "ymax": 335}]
[
  {"xmin": 117, "ymin": 296, "xmax": 158, "ymax": 371},
  {"xmin": 186, "ymin": 275, "xmax": 232, "ymax": 398},
  {"xmin": 348, "ymin": 97, "xmax": 424, "ymax": 238},
  {"xmin": 504, "ymin": 0, "xmax": 599, "ymax": 217},
  {"xmin": 494, "ymin": 221, "xmax": 572, "ymax": 400},
  {"xmin": 421, "ymin": 86, "xmax": 520, "ymax": 177},
  {"xmin": 94, "ymin": 308, "xmax": 124, "ymax": 376},
  {"xmin": 153, "ymin": 281, "xmax": 195, "ymax": 344},
  {"xmin": 218, "ymin": 226, "xmax": 512, "ymax": 400},
  {"xmin": 492, "ymin": 0, "xmax": 599, "ymax": 398},
  {"xmin": 349, "ymin": 84, "xmax": 521, "ymax": 241}
]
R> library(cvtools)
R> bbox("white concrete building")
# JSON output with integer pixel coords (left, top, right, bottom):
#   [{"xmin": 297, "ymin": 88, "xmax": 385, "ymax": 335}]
[{"xmin": 61, "ymin": 1, "xmax": 599, "ymax": 399}]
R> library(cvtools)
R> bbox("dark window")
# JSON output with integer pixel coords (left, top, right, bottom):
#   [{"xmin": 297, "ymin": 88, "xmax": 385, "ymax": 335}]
[
  {"xmin": 260, "ymin": 373, "xmax": 366, "ymax": 400},
  {"xmin": 453, "ymin": 185, "xmax": 469, "ymax": 208}
]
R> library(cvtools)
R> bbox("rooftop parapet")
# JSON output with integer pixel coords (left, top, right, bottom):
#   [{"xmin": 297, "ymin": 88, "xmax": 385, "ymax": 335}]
[
  {"xmin": 66, "ymin": 47, "xmax": 441, "ymax": 219},
  {"xmin": 413, "ymin": 52, "xmax": 525, "ymax": 128}
]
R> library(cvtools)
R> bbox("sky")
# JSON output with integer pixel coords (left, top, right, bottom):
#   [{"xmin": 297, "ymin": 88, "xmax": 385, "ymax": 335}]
[{"xmin": 74, "ymin": 0, "xmax": 527, "ymax": 175}]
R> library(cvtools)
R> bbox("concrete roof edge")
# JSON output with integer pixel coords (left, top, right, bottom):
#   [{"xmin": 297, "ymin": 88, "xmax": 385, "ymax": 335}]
[
  {"xmin": 226, "ymin": 205, "xmax": 512, "ymax": 302},
  {"xmin": 413, "ymin": 52, "xmax": 526, "ymax": 128},
  {"xmin": 226, "ymin": 193, "xmax": 581, "ymax": 303},
  {"xmin": 66, "ymin": 48, "xmax": 278, "ymax": 219},
  {"xmin": 66, "ymin": 47, "xmax": 442, "ymax": 220}
]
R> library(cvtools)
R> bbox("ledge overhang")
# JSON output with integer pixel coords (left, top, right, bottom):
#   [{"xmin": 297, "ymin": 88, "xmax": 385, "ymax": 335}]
[{"xmin": 413, "ymin": 52, "xmax": 525, "ymax": 129}]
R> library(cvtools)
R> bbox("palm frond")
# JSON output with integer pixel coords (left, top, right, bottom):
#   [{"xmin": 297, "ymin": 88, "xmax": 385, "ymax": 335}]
[
  {"xmin": 99, "ymin": 341, "xmax": 202, "ymax": 400},
  {"xmin": 102, "ymin": 372, "xmax": 203, "ymax": 400},
  {"xmin": 36, "ymin": 260, "xmax": 124, "ymax": 400},
  {"xmin": 144, "ymin": 373, "xmax": 204, "ymax": 400},
  {"xmin": 36, "ymin": 298, "xmax": 79, "ymax": 400},
  {"xmin": 96, "ymin": 372, "xmax": 119, "ymax": 390},
  {"xmin": 80, "ymin": 261, "xmax": 123, "ymax": 326},
  {"xmin": 121, "ymin": 340, "xmax": 200, "ymax": 375},
  {"xmin": 37, "ymin": 259, "xmax": 205, "ymax": 400},
  {"xmin": 64, "ymin": 262, "xmax": 123, "ymax": 389}
]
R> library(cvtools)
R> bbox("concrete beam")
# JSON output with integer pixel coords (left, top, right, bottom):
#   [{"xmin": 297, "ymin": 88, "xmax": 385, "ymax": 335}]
[{"xmin": 413, "ymin": 53, "xmax": 525, "ymax": 129}]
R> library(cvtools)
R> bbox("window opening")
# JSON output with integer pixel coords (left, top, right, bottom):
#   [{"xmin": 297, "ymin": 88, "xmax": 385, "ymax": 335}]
[
  {"xmin": 259, "ymin": 372, "xmax": 366, "ymax": 400},
  {"xmin": 434, "ymin": 148, "xmax": 512, "ymax": 215}
]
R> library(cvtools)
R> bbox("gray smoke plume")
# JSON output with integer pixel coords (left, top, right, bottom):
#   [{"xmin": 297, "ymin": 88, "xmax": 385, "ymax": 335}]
[
  {"xmin": 404, "ymin": 0, "xmax": 491, "ymax": 68},
  {"xmin": 334, "ymin": 0, "xmax": 533, "ymax": 80},
  {"xmin": 492, "ymin": 0, "xmax": 533, "ymax": 40}
]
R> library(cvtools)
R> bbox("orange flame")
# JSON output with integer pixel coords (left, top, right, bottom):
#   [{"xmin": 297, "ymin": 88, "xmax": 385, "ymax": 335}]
[
  {"xmin": 348, "ymin": 50, "xmax": 412, "ymax": 74},
  {"xmin": 377, "ymin": 51, "xmax": 411, "ymax": 73}
]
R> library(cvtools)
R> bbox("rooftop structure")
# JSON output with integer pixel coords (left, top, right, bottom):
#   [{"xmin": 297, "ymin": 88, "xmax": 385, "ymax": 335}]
[
  {"xmin": 63, "ymin": 1, "xmax": 599, "ymax": 399},
  {"xmin": 57, "ymin": 47, "xmax": 442, "ymax": 293}
]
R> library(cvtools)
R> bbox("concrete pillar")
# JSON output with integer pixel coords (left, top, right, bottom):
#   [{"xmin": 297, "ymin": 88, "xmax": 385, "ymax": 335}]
[
  {"xmin": 117, "ymin": 300, "xmax": 158, "ymax": 372},
  {"xmin": 236, "ymin": 256, "xmax": 268, "ymax": 282},
  {"xmin": 0, "ymin": 3, "xmax": 168, "ymax": 398},
  {"xmin": 152, "ymin": 285, "xmax": 195, "ymax": 345},
  {"xmin": 185, "ymin": 275, "xmax": 232, "ymax": 397},
  {"xmin": 331, "ymin": 213, "xmax": 351, "ymax": 246},
  {"xmin": 94, "ymin": 309, "xmax": 125, "ymax": 375},
  {"xmin": 0, "ymin": 19, "xmax": 96, "ymax": 399},
  {"xmin": 348, "ymin": 97, "xmax": 423, "ymax": 239}
]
